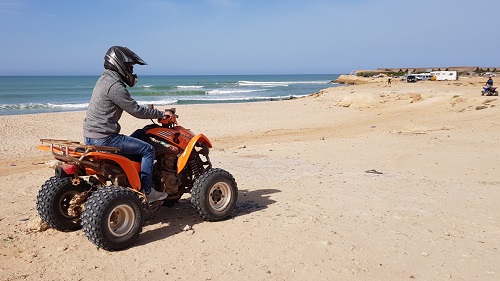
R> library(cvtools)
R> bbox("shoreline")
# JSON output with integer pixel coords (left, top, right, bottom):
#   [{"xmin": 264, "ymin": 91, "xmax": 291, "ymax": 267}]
[
  {"xmin": 1, "ymin": 76, "xmax": 499, "ymax": 280},
  {"xmin": 0, "ymin": 74, "xmax": 339, "ymax": 117}
]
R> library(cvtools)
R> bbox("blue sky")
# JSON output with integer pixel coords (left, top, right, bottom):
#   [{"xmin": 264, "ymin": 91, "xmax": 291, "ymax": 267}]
[{"xmin": 1, "ymin": 0, "xmax": 499, "ymax": 75}]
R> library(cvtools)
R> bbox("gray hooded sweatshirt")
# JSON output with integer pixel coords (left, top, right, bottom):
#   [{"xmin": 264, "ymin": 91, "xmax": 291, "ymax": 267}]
[{"xmin": 83, "ymin": 70, "xmax": 163, "ymax": 139}]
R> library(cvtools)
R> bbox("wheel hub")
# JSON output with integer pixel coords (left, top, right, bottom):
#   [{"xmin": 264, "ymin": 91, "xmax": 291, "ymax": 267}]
[
  {"xmin": 107, "ymin": 204, "xmax": 135, "ymax": 237},
  {"xmin": 59, "ymin": 191, "xmax": 79, "ymax": 218},
  {"xmin": 209, "ymin": 182, "xmax": 231, "ymax": 211}
]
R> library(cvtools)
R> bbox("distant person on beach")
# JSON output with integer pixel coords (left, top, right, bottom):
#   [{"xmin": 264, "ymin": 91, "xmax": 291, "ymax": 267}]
[
  {"xmin": 486, "ymin": 77, "xmax": 493, "ymax": 90},
  {"xmin": 387, "ymin": 78, "xmax": 391, "ymax": 86},
  {"xmin": 82, "ymin": 46, "xmax": 169, "ymax": 203}
]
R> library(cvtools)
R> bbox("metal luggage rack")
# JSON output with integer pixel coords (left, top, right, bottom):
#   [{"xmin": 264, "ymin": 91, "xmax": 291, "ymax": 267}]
[{"xmin": 40, "ymin": 138, "xmax": 121, "ymax": 164}]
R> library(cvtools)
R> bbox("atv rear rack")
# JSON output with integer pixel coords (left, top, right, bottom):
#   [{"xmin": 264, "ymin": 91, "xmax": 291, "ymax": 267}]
[{"xmin": 39, "ymin": 139, "xmax": 121, "ymax": 168}]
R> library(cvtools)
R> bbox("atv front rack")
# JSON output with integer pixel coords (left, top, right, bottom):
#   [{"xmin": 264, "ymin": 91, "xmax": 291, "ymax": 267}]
[{"xmin": 39, "ymin": 139, "xmax": 121, "ymax": 168}]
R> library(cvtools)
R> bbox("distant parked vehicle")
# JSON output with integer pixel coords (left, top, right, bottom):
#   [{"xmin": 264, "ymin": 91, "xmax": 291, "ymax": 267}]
[
  {"xmin": 406, "ymin": 75, "xmax": 418, "ymax": 83},
  {"xmin": 412, "ymin": 73, "xmax": 432, "ymax": 80},
  {"xmin": 430, "ymin": 71, "xmax": 458, "ymax": 81}
]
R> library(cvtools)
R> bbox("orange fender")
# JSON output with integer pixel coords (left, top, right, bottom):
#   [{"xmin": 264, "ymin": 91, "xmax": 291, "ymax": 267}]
[
  {"xmin": 37, "ymin": 144, "xmax": 142, "ymax": 191},
  {"xmin": 177, "ymin": 134, "xmax": 212, "ymax": 174},
  {"xmin": 88, "ymin": 152, "xmax": 142, "ymax": 191}
]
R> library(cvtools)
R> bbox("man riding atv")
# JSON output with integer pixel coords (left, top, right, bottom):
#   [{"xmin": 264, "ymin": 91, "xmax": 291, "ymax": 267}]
[
  {"xmin": 486, "ymin": 76, "xmax": 493, "ymax": 90},
  {"xmin": 83, "ymin": 46, "xmax": 169, "ymax": 203},
  {"xmin": 37, "ymin": 46, "xmax": 238, "ymax": 251}
]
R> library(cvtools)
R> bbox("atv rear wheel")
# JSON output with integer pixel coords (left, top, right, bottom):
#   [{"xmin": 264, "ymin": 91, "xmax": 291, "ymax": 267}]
[
  {"xmin": 191, "ymin": 168, "xmax": 238, "ymax": 221},
  {"xmin": 36, "ymin": 176, "xmax": 90, "ymax": 231},
  {"xmin": 81, "ymin": 186, "xmax": 144, "ymax": 251}
]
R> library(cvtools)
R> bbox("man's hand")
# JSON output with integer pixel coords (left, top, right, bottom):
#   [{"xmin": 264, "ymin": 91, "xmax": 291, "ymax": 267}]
[{"xmin": 159, "ymin": 110, "xmax": 177, "ymax": 125}]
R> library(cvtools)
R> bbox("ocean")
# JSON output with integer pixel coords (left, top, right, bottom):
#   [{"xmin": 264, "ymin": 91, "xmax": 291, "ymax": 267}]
[{"xmin": 0, "ymin": 74, "xmax": 340, "ymax": 116}]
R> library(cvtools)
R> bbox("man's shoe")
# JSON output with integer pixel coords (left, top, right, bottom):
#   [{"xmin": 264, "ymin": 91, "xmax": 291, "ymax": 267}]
[{"xmin": 146, "ymin": 188, "xmax": 168, "ymax": 203}]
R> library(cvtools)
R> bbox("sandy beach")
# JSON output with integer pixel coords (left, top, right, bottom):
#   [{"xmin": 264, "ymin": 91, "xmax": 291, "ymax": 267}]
[{"xmin": 0, "ymin": 76, "xmax": 499, "ymax": 280}]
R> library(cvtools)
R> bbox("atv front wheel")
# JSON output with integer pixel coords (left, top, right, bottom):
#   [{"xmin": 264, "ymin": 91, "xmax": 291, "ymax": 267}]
[
  {"xmin": 36, "ymin": 176, "xmax": 91, "ymax": 231},
  {"xmin": 81, "ymin": 186, "xmax": 144, "ymax": 251},
  {"xmin": 191, "ymin": 168, "xmax": 238, "ymax": 221}
]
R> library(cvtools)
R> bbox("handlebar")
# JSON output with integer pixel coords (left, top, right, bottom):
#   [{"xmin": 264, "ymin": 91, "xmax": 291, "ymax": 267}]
[
  {"xmin": 159, "ymin": 108, "xmax": 178, "ymax": 126},
  {"xmin": 147, "ymin": 105, "xmax": 179, "ymax": 126},
  {"xmin": 165, "ymin": 107, "xmax": 178, "ymax": 118}
]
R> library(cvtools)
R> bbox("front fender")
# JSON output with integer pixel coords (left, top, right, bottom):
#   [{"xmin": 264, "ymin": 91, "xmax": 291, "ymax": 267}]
[{"xmin": 177, "ymin": 134, "xmax": 212, "ymax": 174}]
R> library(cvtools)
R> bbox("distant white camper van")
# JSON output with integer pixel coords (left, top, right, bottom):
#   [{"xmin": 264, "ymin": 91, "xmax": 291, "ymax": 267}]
[{"xmin": 430, "ymin": 71, "xmax": 458, "ymax": 81}]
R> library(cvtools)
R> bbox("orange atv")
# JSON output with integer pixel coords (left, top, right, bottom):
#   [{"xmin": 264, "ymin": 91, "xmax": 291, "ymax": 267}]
[{"xmin": 36, "ymin": 108, "xmax": 238, "ymax": 251}]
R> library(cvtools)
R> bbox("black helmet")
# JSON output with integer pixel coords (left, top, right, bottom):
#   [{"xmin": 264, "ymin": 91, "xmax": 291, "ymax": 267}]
[{"xmin": 104, "ymin": 46, "xmax": 147, "ymax": 87}]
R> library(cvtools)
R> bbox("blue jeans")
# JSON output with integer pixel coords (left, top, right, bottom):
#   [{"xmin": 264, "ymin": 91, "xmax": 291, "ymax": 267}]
[{"xmin": 84, "ymin": 134, "xmax": 155, "ymax": 194}]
